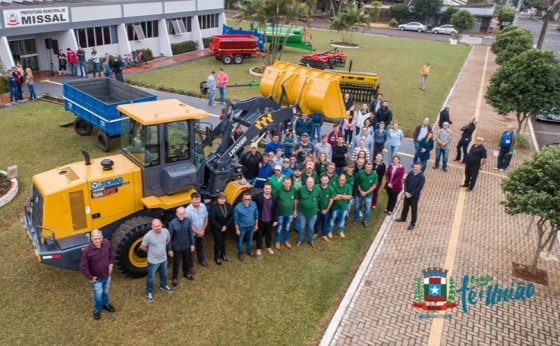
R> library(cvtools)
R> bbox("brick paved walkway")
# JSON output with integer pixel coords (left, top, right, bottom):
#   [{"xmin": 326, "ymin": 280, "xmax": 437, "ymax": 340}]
[{"xmin": 321, "ymin": 45, "xmax": 560, "ymax": 346}]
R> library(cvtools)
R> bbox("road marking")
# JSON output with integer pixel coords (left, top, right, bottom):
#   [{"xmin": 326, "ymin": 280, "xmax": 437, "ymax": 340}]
[
  {"xmin": 41, "ymin": 80, "xmax": 62, "ymax": 86},
  {"xmin": 533, "ymin": 130, "xmax": 560, "ymax": 136},
  {"xmin": 427, "ymin": 45, "xmax": 490, "ymax": 346}
]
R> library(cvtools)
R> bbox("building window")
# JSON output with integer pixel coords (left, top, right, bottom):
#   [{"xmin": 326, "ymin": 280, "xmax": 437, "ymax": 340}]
[
  {"xmin": 74, "ymin": 26, "xmax": 118, "ymax": 48},
  {"xmin": 198, "ymin": 14, "xmax": 219, "ymax": 30},
  {"xmin": 127, "ymin": 21, "xmax": 159, "ymax": 41},
  {"xmin": 167, "ymin": 17, "xmax": 192, "ymax": 35}
]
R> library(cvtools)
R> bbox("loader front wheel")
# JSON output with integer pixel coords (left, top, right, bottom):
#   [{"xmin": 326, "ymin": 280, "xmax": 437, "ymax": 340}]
[{"xmin": 111, "ymin": 216, "xmax": 153, "ymax": 278}]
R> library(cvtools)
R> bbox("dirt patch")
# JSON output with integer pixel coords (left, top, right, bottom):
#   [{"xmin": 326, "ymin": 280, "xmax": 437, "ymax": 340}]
[{"xmin": 512, "ymin": 262, "xmax": 549, "ymax": 286}]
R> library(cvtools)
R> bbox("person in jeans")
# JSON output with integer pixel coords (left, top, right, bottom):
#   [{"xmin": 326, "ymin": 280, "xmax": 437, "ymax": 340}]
[
  {"xmin": 24, "ymin": 68, "xmax": 37, "ymax": 101},
  {"xmin": 216, "ymin": 68, "xmax": 229, "ymax": 104},
  {"xmin": 417, "ymin": 132, "xmax": 434, "ymax": 173},
  {"xmin": 412, "ymin": 118, "xmax": 432, "ymax": 163},
  {"xmin": 79, "ymin": 230, "xmax": 115, "ymax": 320},
  {"xmin": 91, "ymin": 47, "xmax": 101, "ymax": 78},
  {"xmin": 315, "ymin": 175, "xmax": 334, "ymax": 241},
  {"xmin": 354, "ymin": 161, "xmax": 378, "ymax": 227},
  {"xmin": 433, "ymin": 122, "xmax": 453, "ymax": 172},
  {"xmin": 273, "ymin": 176, "xmax": 296, "ymax": 249},
  {"xmin": 186, "ymin": 192, "xmax": 209, "ymax": 267},
  {"xmin": 329, "ymin": 173, "xmax": 352, "ymax": 238},
  {"xmin": 207, "ymin": 70, "xmax": 216, "ymax": 106},
  {"xmin": 6, "ymin": 71, "xmax": 18, "ymax": 104},
  {"xmin": 234, "ymin": 192, "xmax": 259, "ymax": 261},
  {"xmin": 167, "ymin": 207, "xmax": 195, "ymax": 286},
  {"xmin": 373, "ymin": 121, "xmax": 388, "ymax": 158},
  {"xmin": 140, "ymin": 219, "xmax": 174, "ymax": 303},
  {"xmin": 311, "ymin": 112, "xmax": 324, "ymax": 143},
  {"xmin": 387, "ymin": 123, "xmax": 404, "ymax": 161},
  {"xmin": 295, "ymin": 177, "xmax": 321, "ymax": 247},
  {"xmin": 76, "ymin": 46, "xmax": 87, "ymax": 77},
  {"xmin": 454, "ymin": 116, "xmax": 477, "ymax": 163}
]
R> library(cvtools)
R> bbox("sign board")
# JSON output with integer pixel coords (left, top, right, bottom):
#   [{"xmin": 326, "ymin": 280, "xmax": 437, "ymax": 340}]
[{"xmin": 3, "ymin": 7, "xmax": 69, "ymax": 28}]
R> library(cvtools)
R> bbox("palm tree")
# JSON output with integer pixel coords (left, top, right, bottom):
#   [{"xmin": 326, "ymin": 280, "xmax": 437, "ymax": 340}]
[
  {"xmin": 330, "ymin": 3, "xmax": 370, "ymax": 45},
  {"xmin": 234, "ymin": 0, "xmax": 311, "ymax": 65}
]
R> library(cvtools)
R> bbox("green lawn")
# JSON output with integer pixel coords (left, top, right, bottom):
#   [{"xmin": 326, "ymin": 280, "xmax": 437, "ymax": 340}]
[
  {"xmin": 0, "ymin": 30, "xmax": 469, "ymax": 344},
  {"xmin": 128, "ymin": 28, "xmax": 470, "ymax": 135}
]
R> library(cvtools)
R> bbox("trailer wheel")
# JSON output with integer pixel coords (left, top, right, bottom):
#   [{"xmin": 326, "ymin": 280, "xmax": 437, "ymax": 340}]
[
  {"xmin": 233, "ymin": 55, "xmax": 243, "ymax": 64},
  {"xmin": 73, "ymin": 117, "xmax": 93, "ymax": 136},
  {"xmin": 222, "ymin": 55, "xmax": 233, "ymax": 64},
  {"xmin": 111, "ymin": 216, "xmax": 153, "ymax": 278},
  {"xmin": 97, "ymin": 131, "xmax": 112, "ymax": 152}
]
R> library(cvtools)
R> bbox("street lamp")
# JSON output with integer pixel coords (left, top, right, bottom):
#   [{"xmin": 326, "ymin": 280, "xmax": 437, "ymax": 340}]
[{"xmin": 536, "ymin": 0, "xmax": 560, "ymax": 49}]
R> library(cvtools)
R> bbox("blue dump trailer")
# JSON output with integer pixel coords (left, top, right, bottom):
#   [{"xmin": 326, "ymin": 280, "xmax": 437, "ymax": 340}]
[{"xmin": 63, "ymin": 78, "xmax": 157, "ymax": 152}]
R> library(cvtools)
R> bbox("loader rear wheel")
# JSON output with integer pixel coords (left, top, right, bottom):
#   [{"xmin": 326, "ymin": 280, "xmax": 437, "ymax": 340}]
[
  {"xmin": 97, "ymin": 131, "xmax": 112, "ymax": 152},
  {"xmin": 111, "ymin": 216, "xmax": 153, "ymax": 278},
  {"xmin": 74, "ymin": 117, "xmax": 93, "ymax": 136}
]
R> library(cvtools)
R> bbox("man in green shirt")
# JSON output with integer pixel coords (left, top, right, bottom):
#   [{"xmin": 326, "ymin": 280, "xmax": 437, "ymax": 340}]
[
  {"xmin": 294, "ymin": 177, "xmax": 321, "ymax": 247},
  {"xmin": 273, "ymin": 176, "xmax": 296, "ymax": 250},
  {"xmin": 315, "ymin": 175, "xmax": 334, "ymax": 242},
  {"xmin": 268, "ymin": 165, "xmax": 284, "ymax": 191},
  {"xmin": 301, "ymin": 161, "xmax": 318, "ymax": 185},
  {"xmin": 354, "ymin": 162, "xmax": 378, "ymax": 227},
  {"xmin": 329, "ymin": 173, "xmax": 353, "ymax": 238},
  {"xmin": 322, "ymin": 162, "xmax": 339, "ymax": 188}
]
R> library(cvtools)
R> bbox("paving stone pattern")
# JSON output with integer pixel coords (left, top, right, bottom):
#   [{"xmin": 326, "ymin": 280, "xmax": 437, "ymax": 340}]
[{"xmin": 327, "ymin": 45, "xmax": 560, "ymax": 346}]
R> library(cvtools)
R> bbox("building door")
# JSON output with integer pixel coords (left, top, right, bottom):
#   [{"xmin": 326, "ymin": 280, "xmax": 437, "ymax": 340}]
[{"xmin": 9, "ymin": 39, "xmax": 39, "ymax": 71}]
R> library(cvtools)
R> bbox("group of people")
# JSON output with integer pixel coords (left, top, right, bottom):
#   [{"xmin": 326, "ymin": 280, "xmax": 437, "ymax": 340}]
[
  {"xmin": 206, "ymin": 69, "xmax": 229, "ymax": 106},
  {"xmin": 6, "ymin": 60, "xmax": 37, "ymax": 104},
  {"xmin": 58, "ymin": 47, "xmax": 124, "ymax": 81}
]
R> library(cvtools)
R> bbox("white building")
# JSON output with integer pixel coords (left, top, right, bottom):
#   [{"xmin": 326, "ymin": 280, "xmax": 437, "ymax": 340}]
[{"xmin": 0, "ymin": 0, "xmax": 226, "ymax": 71}]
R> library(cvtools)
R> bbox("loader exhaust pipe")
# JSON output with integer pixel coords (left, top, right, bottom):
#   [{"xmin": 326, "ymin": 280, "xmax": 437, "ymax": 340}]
[{"xmin": 81, "ymin": 148, "xmax": 91, "ymax": 166}]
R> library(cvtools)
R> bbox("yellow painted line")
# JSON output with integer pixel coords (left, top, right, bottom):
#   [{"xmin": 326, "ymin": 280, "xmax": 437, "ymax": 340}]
[
  {"xmin": 427, "ymin": 45, "xmax": 490, "ymax": 346},
  {"xmin": 41, "ymin": 80, "xmax": 62, "ymax": 86}
]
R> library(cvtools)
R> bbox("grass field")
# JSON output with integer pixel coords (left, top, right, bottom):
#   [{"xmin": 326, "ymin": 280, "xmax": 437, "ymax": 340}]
[
  {"xmin": 0, "ymin": 101, "xmax": 385, "ymax": 345},
  {"xmin": 127, "ymin": 28, "xmax": 470, "ymax": 135},
  {"xmin": 0, "ymin": 30, "xmax": 469, "ymax": 344}
]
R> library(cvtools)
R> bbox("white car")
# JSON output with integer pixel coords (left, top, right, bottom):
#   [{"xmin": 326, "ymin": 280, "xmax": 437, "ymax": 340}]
[
  {"xmin": 432, "ymin": 24, "xmax": 457, "ymax": 35},
  {"xmin": 398, "ymin": 22, "xmax": 427, "ymax": 33}
]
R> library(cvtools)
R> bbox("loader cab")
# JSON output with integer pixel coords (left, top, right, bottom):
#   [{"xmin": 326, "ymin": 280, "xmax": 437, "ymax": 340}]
[{"xmin": 117, "ymin": 99, "xmax": 210, "ymax": 198}]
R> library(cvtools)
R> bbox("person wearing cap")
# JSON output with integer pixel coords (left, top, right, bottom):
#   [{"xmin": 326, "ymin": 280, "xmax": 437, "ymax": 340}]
[
  {"xmin": 419, "ymin": 62, "xmax": 430, "ymax": 91},
  {"xmin": 268, "ymin": 164, "xmax": 284, "ymax": 190},
  {"xmin": 438, "ymin": 106, "xmax": 452, "ymax": 129},
  {"xmin": 240, "ymin": 143, "xmax": 263, "ymax": 186},
  {"xmin": 293, "ymin": 133, "xmax": 315, "ymax": 163},
  {"xmin": 281, "ymin": 158, "xmax": 293, "ymax": 178}
]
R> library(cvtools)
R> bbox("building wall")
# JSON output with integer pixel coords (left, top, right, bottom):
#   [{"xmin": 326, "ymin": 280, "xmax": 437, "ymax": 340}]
[{"xmin": 0, "ymin": 0, "xmax": 223, "ymax": 70}]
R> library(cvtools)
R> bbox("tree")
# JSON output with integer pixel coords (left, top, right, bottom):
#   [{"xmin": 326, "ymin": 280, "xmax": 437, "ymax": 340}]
[
  {"xmin": 369, "ymin": 1, "xmax": 383, "ymax": 23},
  {"xmin": 388, "ymin": 3, "xmax": 410, "ymax": 22},
  {"xmin": 330, "ymin": 3, "xmax": 370, "ymax": 44},
  {"xmin": 485, "ymin": 49, "xmax": 560, "ymax": 137},
  {"xmin": 524, "ymin": 0, "xmax": 550, "ymax": 13},
  {"xmin": 233, "ymin": 0, "xmax": 312, "ymax": 65},
  {"xmin": 440, "ymin": 7, "xmax": 458, "ymax": 24},
  {"xmin": 450, "ymin": 10, "xmax": 475, "ymax": 35},
  {"xmin": 497, "ymin": 6, "xmax": 515, "ymax": 24},
  {"xmin": 501, "ymin": 145, "xmax": 560, "ymax": 273},
  {"xmin": 491, "ymin": 26, "xmax": 534, "ymax": 65},
  {"xmin": 411, "ymin": 0, "xmax": 443, "ymax": 25}
]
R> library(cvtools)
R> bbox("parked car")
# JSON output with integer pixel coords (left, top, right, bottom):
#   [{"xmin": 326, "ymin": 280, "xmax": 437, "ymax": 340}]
[
  {"xmin": 398, "ymin": 22, "xmax": 427, "ymax": 32},
  {"xmin": 557, "ymin": 24, "xmax": 560, "ymax": 32},
  {"xmin": 432, "ymin": 24, "xmax": 457, "ymax": 35},
  {"xmin": 536, "ymin": 108, "xmax": 560, "ymax": 123}
]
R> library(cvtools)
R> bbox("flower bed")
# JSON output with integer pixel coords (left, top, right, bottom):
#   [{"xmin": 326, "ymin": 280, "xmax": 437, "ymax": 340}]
[{"xmin": 0, "ymin": 171, "xmax": 18, "ymax": 208}]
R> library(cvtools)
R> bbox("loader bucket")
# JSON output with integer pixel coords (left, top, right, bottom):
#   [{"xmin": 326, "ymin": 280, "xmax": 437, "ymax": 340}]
[{"xmin": 259, "ymin": 61, "xmax": 347, "ymax": 119}]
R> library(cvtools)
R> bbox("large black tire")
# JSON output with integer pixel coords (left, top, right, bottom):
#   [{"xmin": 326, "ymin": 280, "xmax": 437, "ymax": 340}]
[
  {"xmin": 111, "ymin": 216, "xmax": 153, "ymax": 278},
  {"xmin": 97, "ymin": 131, "xmax": 112, "ymax": 152},
  {"xmin": 74, "ymin": 117, "xmax": 93, "ymax": 136}
]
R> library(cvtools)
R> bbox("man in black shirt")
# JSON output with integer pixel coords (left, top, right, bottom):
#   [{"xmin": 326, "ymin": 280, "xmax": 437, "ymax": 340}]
[
  {"xmin": 240, "ymin": 142, "xmax": 263, "ymax": 185},
  {"xmin": 461, "ymin": 137, "xmax": 487, "ymax": 191}
]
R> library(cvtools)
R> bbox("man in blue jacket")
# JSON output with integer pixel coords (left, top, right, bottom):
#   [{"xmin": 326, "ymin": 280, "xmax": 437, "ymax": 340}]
[
  {"xmin": 234, "ymin": 192, "xmax": 259, "ymax": 261},
  {"xmin": 168, "ymin": 206, "xmax": 195, "ymax": 286}
]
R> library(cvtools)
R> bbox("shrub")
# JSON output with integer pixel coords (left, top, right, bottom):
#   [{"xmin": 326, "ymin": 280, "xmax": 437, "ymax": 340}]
[
  {"xmin": 0, "ymin": 59, "xmax": 7, "ymax": 94},
  {"xmin": 388, "ymin": 18, "xmax": 399, "ymax": 28},
  {"xmin": 516, "ymin": 133, "xmax": 531, "ymax": 149},
  {"xmin": 133, "ymin": 48, "xmax": 154, "ymax": 61},
  {"xmin": 171, "ymin": 40, "xmax": 199, "ymax": 55},
  {"xmin": 203, "ymin": 37, "xmax": 213, "ymax": 49}
]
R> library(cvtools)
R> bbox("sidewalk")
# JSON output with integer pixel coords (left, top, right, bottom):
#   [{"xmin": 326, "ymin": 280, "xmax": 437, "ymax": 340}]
[{"xmin": 320, "ymin": 45, "xmax": 560, "ymax": 345}]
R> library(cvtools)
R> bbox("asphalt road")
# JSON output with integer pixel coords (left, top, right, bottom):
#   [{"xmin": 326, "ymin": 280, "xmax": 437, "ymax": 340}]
[{"xmin": 515, "ymin": 15, "xmax": 560, "ymax": 149}]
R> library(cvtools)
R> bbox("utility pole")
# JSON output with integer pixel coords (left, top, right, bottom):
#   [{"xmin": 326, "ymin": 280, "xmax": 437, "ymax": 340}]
[{"xmin": 536, "ymin": 1, "xmax": 560, "ymax": 49}]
